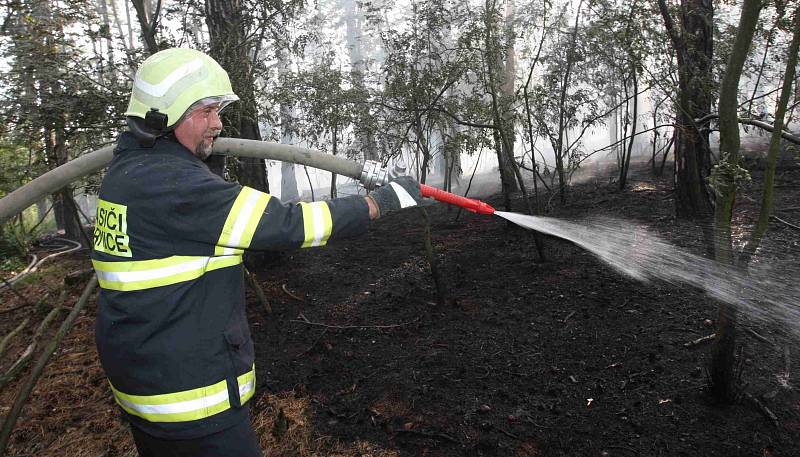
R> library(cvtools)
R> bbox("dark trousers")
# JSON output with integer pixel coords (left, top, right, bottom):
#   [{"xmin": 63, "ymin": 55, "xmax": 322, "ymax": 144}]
[{"xmin": 131, "ymin": 418, "xmax": 262, "ymax": 457}]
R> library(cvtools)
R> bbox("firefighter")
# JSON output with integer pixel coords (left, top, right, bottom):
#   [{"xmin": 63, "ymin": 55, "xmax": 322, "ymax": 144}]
[{"xmin": 92, "ymin": 47, "xmax": 422, "ymax": 456}]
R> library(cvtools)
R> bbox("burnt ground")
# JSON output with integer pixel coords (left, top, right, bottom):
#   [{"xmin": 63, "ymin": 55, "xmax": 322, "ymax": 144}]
[{"xmin": 1, "ymin": 160, "xmax": 799, "ymax": 456}]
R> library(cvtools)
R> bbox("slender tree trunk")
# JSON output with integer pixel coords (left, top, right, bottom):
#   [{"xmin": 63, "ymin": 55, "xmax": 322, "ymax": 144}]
[
  {"xmin": 109, "ymin": 0, "xmax": 130, "ymax": 54},
  {"xmin": 484, "ymin": 0, "xmax": 516, "ymax": 210},
  {"xmin": 125, "ymin": 0, "xmax": 135, "ymax": 50},
  {"xmin": 619, "ymin": 70, "xmax": 638, "ymax": 189},
  {"xmin": 555, "ymin": 0, "xmax": 583, "ymax": 204},
  {"xmin": 343, "ymin": 0, "xmax": 377, "ymax": 161},
  {"xmin": 710, "ymin": 0, "xmax": 761, "ymax": 404},
  {"xmin": 96, "ymin": 0, "xmax": 115, "ymax": 82},
  {"xmin": 205, "ymin": 0, "xmax": 269, "ymax": 193},
  {"xmin": 280, "ymin": 106, "xmax": 299, "ymax": 202},
  {"xmin": 499, "ymin": 0, "xmax": 518, "ymax": 193},
  {"xmin": 51, "ymin": 128, "xmax": 84, "ymax": 244},
  {"xmin": 131, "ymin": 0, "xmax": 160, "ymax": 55},
  {"xmin": 741, "ymin": 5, "xmax": 800, "ymax": 265},
  {"xmin": 330, "ymin": 124, "xmax": 338, "ymax": 199}
]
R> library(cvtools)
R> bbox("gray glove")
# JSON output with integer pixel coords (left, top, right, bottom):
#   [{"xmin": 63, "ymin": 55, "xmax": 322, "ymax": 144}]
[{"xmin": 369, "ymin": 176, "xmax": 422, "ymax": 217}]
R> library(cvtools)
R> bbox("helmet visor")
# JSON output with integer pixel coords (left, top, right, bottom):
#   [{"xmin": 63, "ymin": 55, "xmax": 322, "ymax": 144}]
[{"xmin": 174, "ymin": 94, "xmax": 239, "ymax": 127}]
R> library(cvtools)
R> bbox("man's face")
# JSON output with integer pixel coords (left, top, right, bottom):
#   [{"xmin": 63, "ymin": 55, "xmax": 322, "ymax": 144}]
[{"xmin": 174, "ymin": 103, "xmax": 223, "ymax": 160}]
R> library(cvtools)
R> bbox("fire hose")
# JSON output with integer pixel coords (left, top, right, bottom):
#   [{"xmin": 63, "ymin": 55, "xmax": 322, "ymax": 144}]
[{"xmin": 0, "ymin": 138, "xmax": 495, "ymax": 225}]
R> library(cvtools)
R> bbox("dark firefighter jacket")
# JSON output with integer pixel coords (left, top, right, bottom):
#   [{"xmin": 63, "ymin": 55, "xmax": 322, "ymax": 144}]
[{"xmin": 91, "ymin": 132, "xmax": 370, "ymax": 439}]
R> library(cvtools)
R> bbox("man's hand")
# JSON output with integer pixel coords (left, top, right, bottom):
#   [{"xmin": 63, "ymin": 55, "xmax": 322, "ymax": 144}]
[{"xmin": 365, "ymin": 176, "xmax": 422, "ymax": 219}]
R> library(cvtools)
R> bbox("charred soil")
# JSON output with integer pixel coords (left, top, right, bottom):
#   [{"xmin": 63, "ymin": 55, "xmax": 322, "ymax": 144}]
[{"xmin": 1, "ymin": 162, "xmax": 799, "ymax": 456}]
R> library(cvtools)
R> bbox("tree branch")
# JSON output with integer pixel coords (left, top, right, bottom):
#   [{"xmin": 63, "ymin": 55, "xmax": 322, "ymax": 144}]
[
  {"xmin": 694, "ymin": 114, "xmax": 800, "ymax": 145},
  {"xmin": 656, "ymin": 0, "xmax": 684, "ymax": 64}
]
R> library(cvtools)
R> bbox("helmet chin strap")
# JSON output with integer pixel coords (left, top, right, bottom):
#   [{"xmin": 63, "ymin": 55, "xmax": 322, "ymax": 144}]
[{"xmin": 127, "ymin": 109, "xmax": 171, "ymax": 148}]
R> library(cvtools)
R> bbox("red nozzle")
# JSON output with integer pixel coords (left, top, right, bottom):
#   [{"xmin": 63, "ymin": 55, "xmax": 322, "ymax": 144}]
[{"xmin": 419, "ymin": 184, "xmax": 495, "ymax": 215}]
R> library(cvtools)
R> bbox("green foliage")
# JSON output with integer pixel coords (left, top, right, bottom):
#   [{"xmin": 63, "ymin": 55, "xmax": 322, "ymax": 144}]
[
  {"xmin": 0, "ymin": 254, "xmax": 26, "ymax": 273},
  {"xmin": 708, "ymin": 161, "xmax": 752, "ymax": 197}
]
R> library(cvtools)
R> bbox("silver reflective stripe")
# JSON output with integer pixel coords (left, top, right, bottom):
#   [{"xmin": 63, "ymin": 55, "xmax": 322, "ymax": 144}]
[
  {"xmin": 389, "ymin": 181, "xmax": 418, "ymax": 208},
  {"xmin": 310, "ymin": 202, "xmax": 327, "ymax": 246},
  {"xmin": 239, "ymin": 377, "xmax": 254, "ymax": 399},
  {"xmin": 96, "ymin": 257, "xmax": 210, "ymax": 283},
  {"xmin": 93, "ymin": 255, "xmax": 242, "ymax": 292},
  {"xmin": 116, "ymin": 388, "xmax": 229, "ymax": 416},
  {"xmin": 136, "ymin": 59, "xmax": 204, "ymax": 97},
  {"xmin": 300, "ymin": 201, "xmax": 332, "ymax": 248}
]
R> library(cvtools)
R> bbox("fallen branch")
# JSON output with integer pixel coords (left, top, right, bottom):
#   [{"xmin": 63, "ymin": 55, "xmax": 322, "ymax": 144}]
[
  {"xmin": 694, "ymin": 114, "xmax": 800, "ymax": 144},
  {"xmin": 0, "ymin": 291, "xmax": 50, "ymax": 316},
  {"xmin": 0, "ymin": 277, "xmax": 31, "ymax": 309},
  {"xmin": 744, "ymin": 327, "xmax": 771, "ymax": 344},
  {"xmin": 290, "ymin": 314, "xmax": 416, "ymax": 330},
  {"xmin": 489, "ymin": 423, "xmax": 519, "ymax": 440},
  {"xmin": 0, "ymin": 292, "xmax": 67, "ymax": 391},
  {"xmin": 295, "ymin": 328, "xmax": 329, "ymax": 359},
  {"xmin": 684, "ymin": 333, "xmax": 716, "ymax": 348},
  {"xmin": 0, "ymin": 275, "xmax": 98, "ymax": 455},
  {"xmin": 777, "ymin": 206, "xmax": 800, "ymax": 212},
  {"xmin": 743, "ymin": 392, "xmax": 779, "ymax": 428},
  {"xmin": 0, "ymin": 303, "xmax": 30, "ymax": 316},
  {"xmin": 282, "ymin": 284, "xmax": 304, "ymax": 302},
  {"xmin": 0, "ymin": 318, "xmax": 29, "ymax": 359},
  {"xmin": 394, "ymin": 428, "xmax": 461, "ymax": 444},
  {"xmin": 244, "ymin": 267, "xmax": 271, "ymax": 315},
  {"xmin": 770, "ymin": 215, "xmax": 800, "ymax": 231}
]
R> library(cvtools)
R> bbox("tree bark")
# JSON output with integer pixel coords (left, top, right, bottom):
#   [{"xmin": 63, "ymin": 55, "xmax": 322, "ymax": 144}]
[
  {"xmin": 619, "ymin": 71, "xmax": 638, "ymax": 189},
  {"xmin": 554, "ymin": 0, "xmax": 584, "ymax": 204},
  {"xmin": 484, "ymin": 0, "xmax": 517, "ymax": 210},
  {"xmin": 131, "ymin": 0, "xmax": 160, "ymax": 55},
  {"xmin": 657, "ymin": 0, "xmax": 715, "ymax": 221},
  {"xmin": 710, "ymin": 0, "xmax": 761, "ymax": 404},
  {"xmin": 205, "ymin": 0, "xmax": 269, "ymax": 193},
  {"xmin": 344, "ymin": 0, "xmax": 378, "ymax": 161},
  {"xmin": 740, "ymin": 5, "xmax": 800, "ymax": 265},
  {"xmin": 278, "ymin": 47, "xmax": 298, "ymax": 201}
]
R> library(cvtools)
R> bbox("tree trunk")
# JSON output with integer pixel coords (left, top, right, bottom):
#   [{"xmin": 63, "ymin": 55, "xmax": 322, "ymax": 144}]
[
  {"xmin": 741, "ymin": 4, "xmax": 800, "ymax": 264},
  {"xmin": 131, "ymin": 0, "xmax": 160, "ymax": 55},
  {"xmin": 710, "ymin": 0, "xmax": 761, "ymax": 404},
  {"xmin": 554, "ymin": 0, "xmax": 583, "ymax": 204},
  {"xmin": 657, "ymin": 0, "xmax": 714, "ymax": 221},
  {"xmin": 33, "ymin": 0, "xmax": 83, "ymax": 244},
  {"xmin": 330, "ymin": 124, "xmax": 338, "ymax": 199},
  {"xmin": 109, "ymin": 0, "xmax": 131, "ymax": 54},
  {"xmin": 484, "ymin": 0, "xmax": 516, "ymax": 210},
  {"xmin": 278, "ymin": 47, "xmax": 298, "ymax": 202},
  {"xmin": 45, "ymin": 127, "xmax": 84, "ymax": 244},
  {"xmin": 205, "ymin": 0, "xmax": 268, "ymax": 193},
  {"xmin": 125, "ymin": 0, "xmax": 135, "ymax": 50},
  {"xmin": 344, "ymin": 0, "xmax": 378, "ymax": 161},
  {"xmin": 96, "ymin": 0, "xmax": 115, "ymax": 82},
  {"xmin": 619, "ymin": 70, "xmax": 638, "ymax": 189},
  {"xmin": 498, "ymin": 0, "xmax": 518, "ymax": 194}
]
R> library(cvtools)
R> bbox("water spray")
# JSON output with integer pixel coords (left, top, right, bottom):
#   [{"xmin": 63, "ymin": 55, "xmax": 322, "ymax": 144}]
[{"xmin": 2, "ymin": 142, "xmax": 797, "ymax": 340}]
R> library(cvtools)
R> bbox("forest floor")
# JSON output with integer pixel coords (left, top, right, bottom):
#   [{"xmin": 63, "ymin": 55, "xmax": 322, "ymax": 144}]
[{"xmin": 0, "ymin": 159, "xmax": 799, "ymax": 456}]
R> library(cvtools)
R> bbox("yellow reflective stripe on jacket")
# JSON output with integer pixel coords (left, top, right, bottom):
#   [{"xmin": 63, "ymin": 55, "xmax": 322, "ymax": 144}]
[
  {"xmin": 300, "ymin": 201, "xmax": 332, "ymax": 248},
  {"xmin": 110, "ymin": 379, "xmax": 230, "ymax": 423},
  {"xmin": 215, "ymin": 186, "xmax": 271, "ymax": 255},
  {"xmin": 237, "ymin": 365, "xmax": 256, "ymax": 404},
  {"xmin": 109, "ymin": 365, "xmax": 256, "ymax": 423},
  {"xmin": 92, "ymin": 255, "xmax": 242, "ymax": 291}
]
